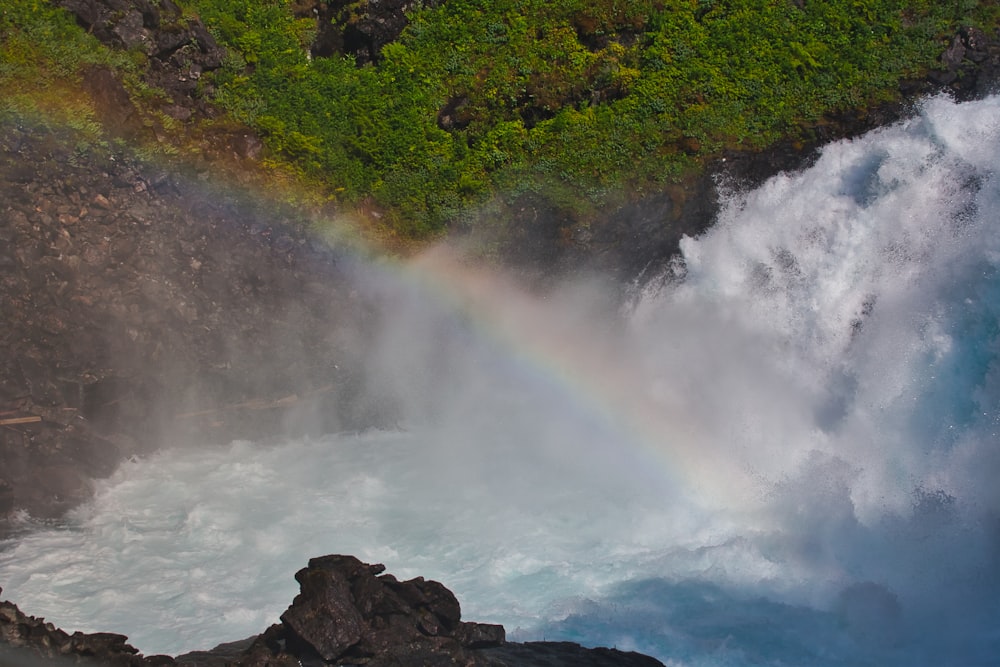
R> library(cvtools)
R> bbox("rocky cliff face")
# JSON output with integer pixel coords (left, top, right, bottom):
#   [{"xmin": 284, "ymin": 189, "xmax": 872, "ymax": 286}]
[
  {"xmin": 0, "ymin": 117, "xmax": 385, "ymax": 522},
  {"xmin": 0, "ymin": 555, "xmax": 666, "ymax": 667}
]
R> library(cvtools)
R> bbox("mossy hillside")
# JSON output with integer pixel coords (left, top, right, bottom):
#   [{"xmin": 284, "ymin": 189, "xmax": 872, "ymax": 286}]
[
  {"xmin": 0, "ymin": 0, "xmax": 384, "ymax": 249},
  {"xmin": 0, "ymin": 1, "xmax": 140, "ymax": 141},
  {"xmin": 4, "ymin": 0, "xmax": 998, "ymax": 240},
  {"xmin": 181, "ymin": 0, "xmax": 995, "ymax": 235}
]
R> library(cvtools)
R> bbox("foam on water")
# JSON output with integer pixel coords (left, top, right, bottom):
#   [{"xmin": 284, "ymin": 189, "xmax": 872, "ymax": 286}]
[{"xmin": 3, "ymin": 94, "xmax": 1000, "ymax": 666}]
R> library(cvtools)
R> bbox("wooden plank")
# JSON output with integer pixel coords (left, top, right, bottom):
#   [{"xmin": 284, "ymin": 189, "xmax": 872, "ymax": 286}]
[{"xmin": 0, "ymin": 416, "xmax": 42, "ymax": 426}]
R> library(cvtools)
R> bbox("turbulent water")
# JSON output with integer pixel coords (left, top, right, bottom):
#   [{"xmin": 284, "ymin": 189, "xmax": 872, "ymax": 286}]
[{"xmin": 3, "ymin": 94, "xmax": 1000, "ymax": 666}]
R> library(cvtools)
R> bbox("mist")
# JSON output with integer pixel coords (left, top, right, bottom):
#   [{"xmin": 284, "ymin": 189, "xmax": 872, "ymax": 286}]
[{"xmin": 2, "ymin": 93, "xmax": 1000, "ymax": 666}]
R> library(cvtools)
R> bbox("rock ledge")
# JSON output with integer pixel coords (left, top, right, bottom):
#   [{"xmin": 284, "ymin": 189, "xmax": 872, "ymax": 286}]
[{"xmin": 0, "ymin": 555, "xmax": 665, "ymax": 667}]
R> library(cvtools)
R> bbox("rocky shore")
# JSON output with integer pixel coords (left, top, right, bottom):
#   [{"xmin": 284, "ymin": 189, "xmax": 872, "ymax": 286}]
[{"xmin": 0, "ymin": 554, "xmax": 666, "ymax": 666}]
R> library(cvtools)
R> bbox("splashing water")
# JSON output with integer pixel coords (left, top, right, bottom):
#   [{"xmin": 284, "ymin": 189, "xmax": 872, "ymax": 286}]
[{"xmin": 3, "ymin": 94, "xmax": 1000, "ymax": 666}]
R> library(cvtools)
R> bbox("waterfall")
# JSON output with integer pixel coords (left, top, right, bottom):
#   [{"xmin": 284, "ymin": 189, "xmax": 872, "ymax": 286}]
[{"xmin": 2, "ymin": 93, "xmax": 999, "ymax": 666}]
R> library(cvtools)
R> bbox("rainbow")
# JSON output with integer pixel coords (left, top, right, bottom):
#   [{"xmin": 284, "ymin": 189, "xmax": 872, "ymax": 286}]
[
  {"xmin": 5, "ymin": 105, "xmax": 752, "ymax": 515},
  {"xmin": 399, "ymin": 245, "xmax": 757, "ymax": 510}
]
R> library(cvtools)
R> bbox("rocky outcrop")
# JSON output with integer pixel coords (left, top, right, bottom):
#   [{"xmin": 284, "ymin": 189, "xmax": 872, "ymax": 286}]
[
  {"xmin": 58, "ymin": 0, "xmax": 226, "ymax": 123},
  {"xmin": 294, "ymin": 0, "xmax": 444, "ymax": 65},
  {"xmin": 232, "ymin": 554, "xmax": 506, "ymax": 666},
  {"xmin": 0, "ymin": 557, "xmax": 665, "ymax": 667},
  {"xmin": 481, "ymin": 642, "xmax": 667, "ymax": 667},
  {"xmin": 0, "ymin": 585, "xmax": 173, "ymax": 666}
]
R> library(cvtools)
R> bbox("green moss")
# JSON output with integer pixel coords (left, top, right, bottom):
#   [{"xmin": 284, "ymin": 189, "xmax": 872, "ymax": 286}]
[{"xmin": 4, "ymin": 0, "xmax": 996, "ymax": 236}]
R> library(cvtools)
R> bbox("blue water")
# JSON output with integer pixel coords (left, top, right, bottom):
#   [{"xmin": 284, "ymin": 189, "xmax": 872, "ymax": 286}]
[{"xmin": 2, "ymin": 94, "xmax": 1000, "ymax": 666}]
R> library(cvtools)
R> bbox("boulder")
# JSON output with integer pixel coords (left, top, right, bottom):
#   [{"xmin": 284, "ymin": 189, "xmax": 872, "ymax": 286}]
[
  {"xmin": 0, "ymin": 587, "xmax": 161, "ymax": 666},
  {"xmin": 268, "ymin": 554, "xmax": 505, "ymax": 665}
]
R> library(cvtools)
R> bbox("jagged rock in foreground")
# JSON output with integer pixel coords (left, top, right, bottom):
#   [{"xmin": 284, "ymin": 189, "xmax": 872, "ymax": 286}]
[
  {"xmin": 0, "ymin": 585, "xmax": 172, "ymax": 666},
  {"xmin": 0, "ymin": 556, "xmax": 665, "ymax": 667},
  {"xmin": 232, "ymin": 554, "xmax": 506, "ymax": 666}
]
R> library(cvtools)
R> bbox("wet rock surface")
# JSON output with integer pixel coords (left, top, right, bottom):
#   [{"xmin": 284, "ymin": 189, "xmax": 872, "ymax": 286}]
[
  {"xmin": 0, "ymin": 119, "xmax": 383, "ymax": 523},
  {"xmin": 0, "ymin": 584, "xmax": 172, "ymax": 666},
  {"xmin": 0, "ymin": 558, "xmax": 666, "ymax": 667},
  {"xmin": 236, "ymin": 554, "xmax": 508, "ymax": 666}
]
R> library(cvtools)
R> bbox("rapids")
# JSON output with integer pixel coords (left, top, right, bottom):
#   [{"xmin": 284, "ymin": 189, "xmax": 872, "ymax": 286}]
[{"xmin": 3, "ymin": 93, "xmax": 1000, "ymax": 666}]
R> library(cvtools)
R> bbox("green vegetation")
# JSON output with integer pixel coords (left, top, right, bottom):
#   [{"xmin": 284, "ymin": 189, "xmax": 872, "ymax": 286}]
[
  {"xmin": 181, "ymin": 0, "xmax": 995, "ymax": 233},
  {"xmin": 0, "ymin": 1, "xmax": 137, "ymax": 138},
  {"xmin": 3, "ymin": 0, "xmax": 999, "ymax": 237}
]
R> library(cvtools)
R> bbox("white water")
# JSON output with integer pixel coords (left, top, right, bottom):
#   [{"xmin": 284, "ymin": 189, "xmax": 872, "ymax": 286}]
[{"xmin": 3, "ymin": 94, "xmax": 1000, "ymax": 666}]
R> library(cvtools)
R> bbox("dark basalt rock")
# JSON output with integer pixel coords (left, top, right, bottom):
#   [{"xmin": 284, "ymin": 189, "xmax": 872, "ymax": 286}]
[
  {"xmin": 0, "ymin": 585, "xmax": 172, "ymax": 666},
  {"xmin": 245, "ymin": 554, "xmax": 506, "ymax": 666},
  {"xmin": 0, "ymin": 561, "xmax": 666, "ymax": 666},
  {"xmin": 57, "ymin": 0, "xmax": 226, "ymax": 121},
  {"xmin": 482, "ymin": 642, "xmax": 668, "ymax": 667},
  {"xmin": 295, "ymin": 0, "xmax": 444, "ymax": 65},
  {"xmin": 81, "ymin": 66, "xmax": 146, "ymax": 141}
]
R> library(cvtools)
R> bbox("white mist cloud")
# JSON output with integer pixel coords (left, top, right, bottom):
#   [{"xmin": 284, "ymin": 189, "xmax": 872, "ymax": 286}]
[{"xmin": 3, "ymin": 95, "xmax": 1000, "ymax": 666}]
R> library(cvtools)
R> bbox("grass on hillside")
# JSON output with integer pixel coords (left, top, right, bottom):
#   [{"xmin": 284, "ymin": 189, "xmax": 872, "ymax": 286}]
[{"xmin": 2, "ymin": 0, "xmax": 996, "ymax": 237}]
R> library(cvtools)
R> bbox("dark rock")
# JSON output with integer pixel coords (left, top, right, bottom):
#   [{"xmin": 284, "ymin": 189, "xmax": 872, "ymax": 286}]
[
  {"xmin": 390, "ymin": 575, "xmax": 463, "ymax": 631},
  {"xmin": 0, "ymin": 480, "xmax": 13, "ymax": 515},
  {"xmin": 70, "ymin": 631, "xmax": 140, "ymax": 656},
  {"xmin": 238, "ymin": 555, "xmax": 657, "ymax": 667},
  {"xmin": 257, "ymin": 554, "xmax": 489, "ymax": 664},
  {"xmin": 299, "ymin": 0, "xmax": 444, "ymax": 65},
  {"xmin": 175, "ymin": 636, "xmax": 258, "ymax": 666},
  {"xmin": 281, "ymin": 558, "xmax": 368, "ymax": 661},
  {"xmin": 82, "ymin": 66, "xmax": 145, "ymax": 141},
  {"xmin": 962, "ymin": 26, "xmax": 990, "ymax": 62},
  {"xmin": 0, "ymin": 555, "xmax": 665, "ymax": 666},
  {"xmin": 113, "ymin": 10, "xmax": 150, "ymax": 50},
  {"xmin": 482, "ymin": 641, "xmax": 667, "ymax": 667},
  {"xmin": 154, "ymin": 28, "xmax": 193, "ymax": 58},
  {"xmin": 454, "ymin": 621, "xmax": 506, "ymax": 649},
  {"xmin": 189, "ymin": 23, "xmax": 225, "ymax": 69},
  {"xmin": 58, "ymin": 0, "xmax": 104, "ymax": 31},
  {"xmin": 942, "ymin": 34, "xmax": 967, "ymax": 70},
  {"xmin": 58, "ymin": 0, "xmax": 228, "ymax": 126},
  {"xmin": 0, "ymin": 592, "xmax": 166, "ymax": 665}
]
